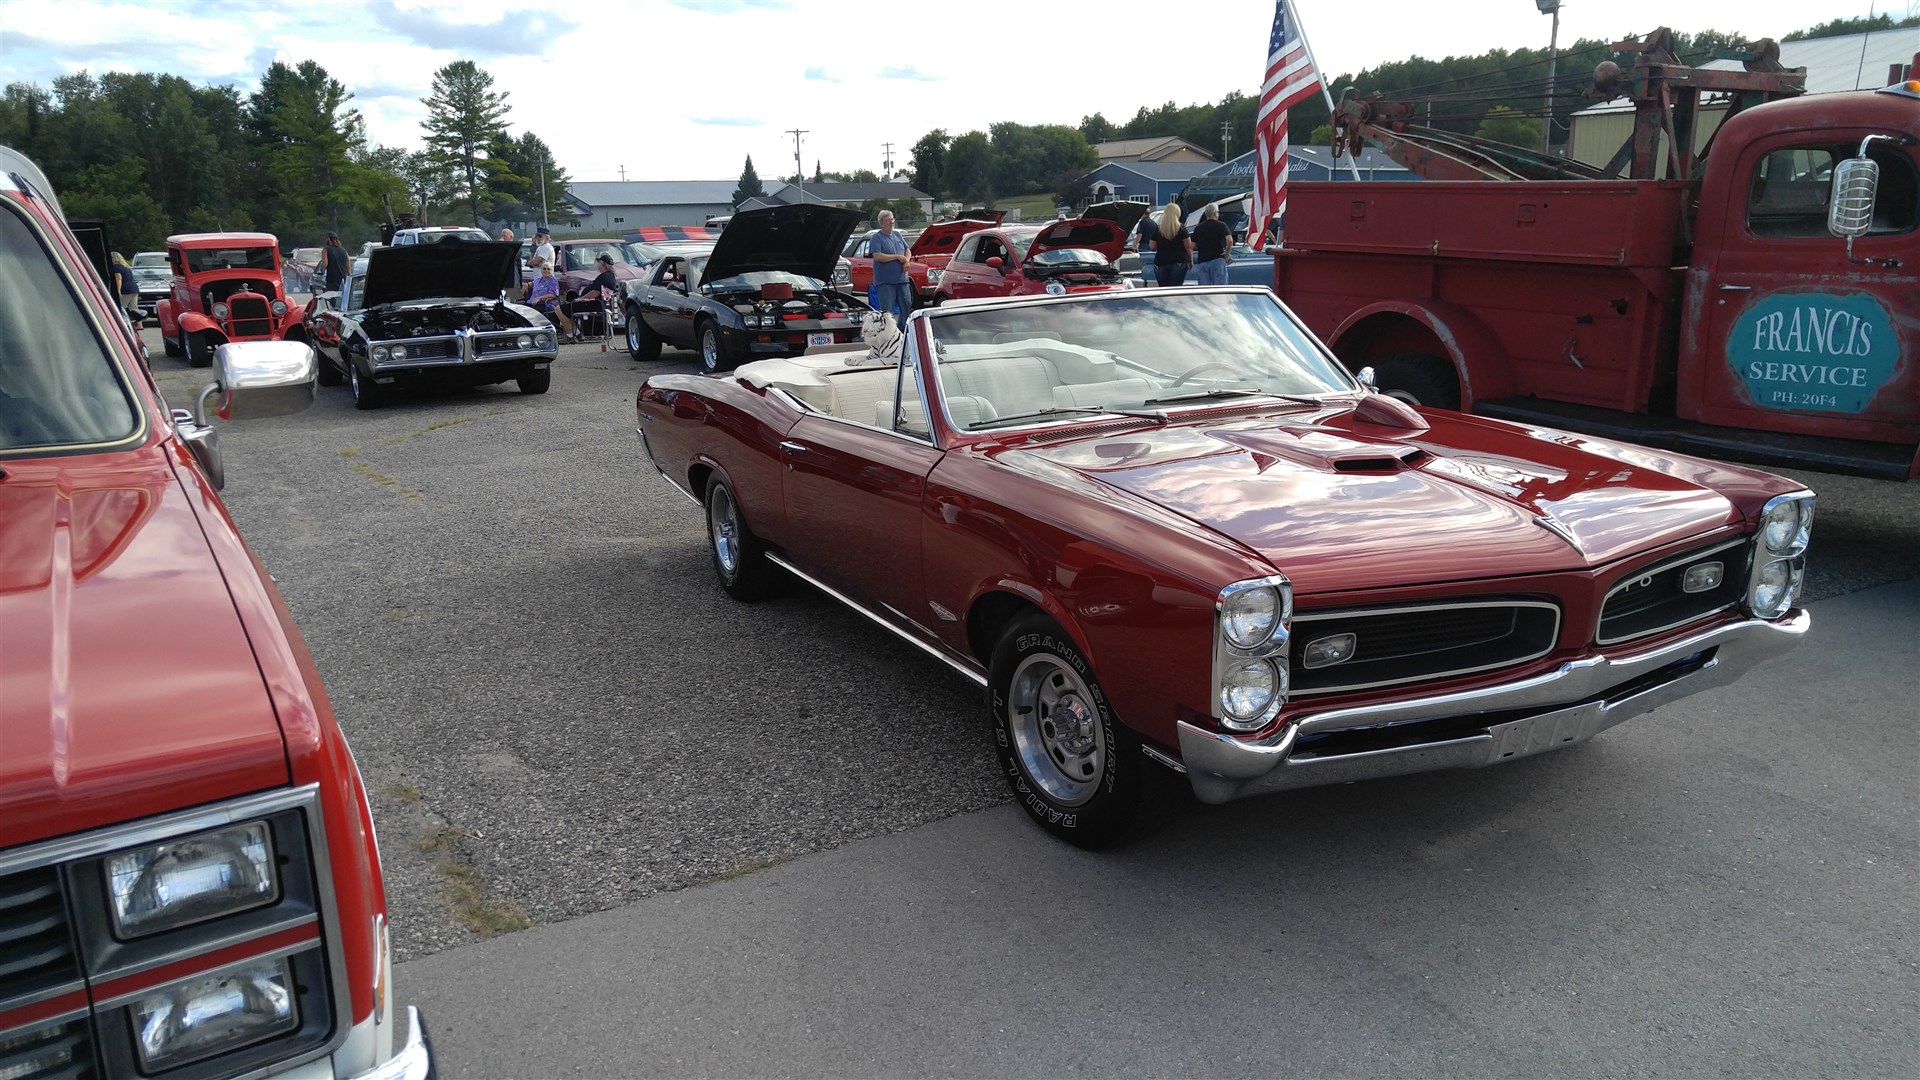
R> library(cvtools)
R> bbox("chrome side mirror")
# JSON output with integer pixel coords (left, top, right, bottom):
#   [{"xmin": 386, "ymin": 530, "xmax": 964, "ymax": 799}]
[
  {"xmin": 1356, "ymin": 365, "xmax": 1378, "ymax": 391},
  {"xmin": 170, "ymin": 408, "xmax": 223, "ymax": 490},
  {"xmin": 200, "ymin": 339, "xmax": 317, "ymax": 423},
  {"xmin": 1830, "ymin": 135, "xmax": 1896, "ymax": 267}
]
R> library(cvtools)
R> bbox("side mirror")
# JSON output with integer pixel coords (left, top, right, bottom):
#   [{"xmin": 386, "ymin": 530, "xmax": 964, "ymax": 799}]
[
  {"xmin": 1355, "ymin": 365, "xmax": 1378, "ymax": 390},
  {"xmin": 1830, "ymin": 135, "xmax": 1896, "ymax": 266},
  {"xmin": 201, "ymin": 340, "xmax": 317, "ymax": 422},
  {"xmin": 986, "ymin": 256, "xmax": 1004, "ymax": 271}
]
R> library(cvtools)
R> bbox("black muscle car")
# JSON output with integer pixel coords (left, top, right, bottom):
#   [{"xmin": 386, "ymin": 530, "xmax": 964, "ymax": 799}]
[
  {"xmin": 311, "ymin": 240, "xmax": 558, "ymax": 409},
  {"xmin": 620, "ymin": 204, "xmax": 868, "ymax": 372}
]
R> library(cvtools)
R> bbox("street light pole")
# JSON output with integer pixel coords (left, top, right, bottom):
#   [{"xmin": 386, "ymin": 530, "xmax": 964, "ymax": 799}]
[{"xmin": 1538, "ymin": 0, "xmax": 1562, "ymax": 157}]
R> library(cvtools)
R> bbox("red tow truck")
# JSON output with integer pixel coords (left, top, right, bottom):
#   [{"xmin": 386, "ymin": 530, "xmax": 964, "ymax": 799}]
[{"xmin": 1274, "ymin": 31, "xmax": 1920, "ymax": 479}]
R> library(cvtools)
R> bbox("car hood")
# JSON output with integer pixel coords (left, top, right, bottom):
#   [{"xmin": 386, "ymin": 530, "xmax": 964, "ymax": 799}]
[
  {"xmin": 1025, "ymin": 219, "xmax": 1128, "ymax": 264},
  {"xmin": 912, "ymin": 216, "xmax": 1002, "ymax": 259},
  {"xmin": 0, "ymin": 451, "xmax": 290, "ymax": 846},
  {"xmin": 1079, "ymin": 201, "xmax": 1153, "ymax": 231},
  {"xmin": 703, "ymin": 203, "xmax": 863, "ymax": 283},
  {"xmin": 361, "ymin": 240, "xmax": 519, "ymax": 307},
  {"xmin": 998, "ymin": 405, "xmax": 1744, "ymax": 595}
]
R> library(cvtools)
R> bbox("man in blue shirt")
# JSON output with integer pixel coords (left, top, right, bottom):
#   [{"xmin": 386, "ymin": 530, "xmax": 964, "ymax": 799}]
[{"xmin": 868, "ymin": 210, "xmax": 912, "ymax": 330}]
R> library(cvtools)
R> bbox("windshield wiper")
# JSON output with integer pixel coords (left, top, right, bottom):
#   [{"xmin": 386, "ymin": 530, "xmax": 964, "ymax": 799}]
[
  {"xmin": 1142, "ymin": 388, "xmax": 1324, "ymax": 406},
  {"xmin": 970, "ymin": 406, "xmax": 1169, "ymax": 430}
]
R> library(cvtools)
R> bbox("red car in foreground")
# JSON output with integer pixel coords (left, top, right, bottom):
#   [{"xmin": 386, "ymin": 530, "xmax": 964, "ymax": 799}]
[
  {"xmin": 154, "ymin": 232, "xmax": 313, "ymax": 368},
  {"xmin": 636, "ymin": 287, "xmax": 1813, "ymax": 847},
  {"xmin": 0, "ymin": 147, "xmax": 433, "ymax": 1077},
  {"xmin": 932, "ymin": 218, "xmax": 1130, "ymax": 302}
]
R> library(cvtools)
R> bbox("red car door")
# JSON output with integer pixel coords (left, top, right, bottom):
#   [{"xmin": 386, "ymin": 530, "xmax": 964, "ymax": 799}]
[
  {"xmin": 778, "ymin": 403, "xmax": 944, "ymax": 629},
  {"xmin": 941, "ymin": 236, "xmax": 997, "ymax": 301}
]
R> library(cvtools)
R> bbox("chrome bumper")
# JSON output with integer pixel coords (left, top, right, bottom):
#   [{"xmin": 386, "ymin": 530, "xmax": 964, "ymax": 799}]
[
  {"xmin": 1176, "ymin": 610, "xmax": 1810, "ymax": 804},
  {"xmin": 349, "ymin": 1006, "xmax": 435, "ymax": 1080}
]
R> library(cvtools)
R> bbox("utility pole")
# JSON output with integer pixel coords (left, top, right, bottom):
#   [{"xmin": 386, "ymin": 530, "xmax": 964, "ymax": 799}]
[
  {"xmin": 538, "ymin": 146, "xmax": 549, "ymax": 229},
  {"xmin": 787, "ymin": 128, "xmax": 809, "ymax": 202},
  {"xmin": 1220, "ymin": 119, "xmax": 1231, "ymax": 162},
  {"xmin": 882, "ymin": 141, "xmax": 894, "ymax": 178},
  {"xmin": 1537, "ymin": 0, "xmax": 1562, "ymax": 157},
  {"xmin": 619, "ymin": 164, "xmax": 628, "ymax": 181}
]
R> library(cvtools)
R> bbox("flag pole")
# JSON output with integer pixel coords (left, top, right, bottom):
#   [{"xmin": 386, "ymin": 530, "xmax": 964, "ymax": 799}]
[{"xmin": 1287, "ymin": 1, "xmax": 1361, "ymax": 180}]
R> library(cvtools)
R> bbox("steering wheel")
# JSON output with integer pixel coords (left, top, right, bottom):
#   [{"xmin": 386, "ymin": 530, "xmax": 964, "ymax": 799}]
[{"xmin": 1170, "ymin": 362, "xmax": 1241, "ymax": 387}]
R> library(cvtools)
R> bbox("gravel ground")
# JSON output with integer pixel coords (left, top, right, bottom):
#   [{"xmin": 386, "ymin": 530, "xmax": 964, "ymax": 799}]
[{"xmin": 140, "ymin": 324, "xmax": 1920, "ymax": 961}]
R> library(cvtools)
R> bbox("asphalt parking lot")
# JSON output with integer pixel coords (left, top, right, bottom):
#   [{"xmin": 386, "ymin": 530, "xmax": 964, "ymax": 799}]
[{"xmin": 140, "ymin": 323, "xmax": 1917, "ymax": 1075}]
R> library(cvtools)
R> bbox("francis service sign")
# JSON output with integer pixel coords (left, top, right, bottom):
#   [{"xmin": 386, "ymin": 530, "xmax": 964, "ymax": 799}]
[{"xmin": 1728, "ymin": 290, "xmax": 1900, "ymax": 414}]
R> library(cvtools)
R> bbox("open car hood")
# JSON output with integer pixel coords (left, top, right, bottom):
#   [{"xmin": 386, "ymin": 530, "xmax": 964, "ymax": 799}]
[
  {"xmin": 361, "ymin": 240, "xmax": 519, "ymax": 307},
  {"xmin": 911, "ymin": 214, "xmax": 1005, "ymax": 259},
  {"xmin": 1025, "ymin": 218, "xmax": 1127, "ymax": 264},
  {"xmin": 703, "ymin": 204, "xmax": 862, "ymax": 283},
  {"xmin": 1080, "ymin": 201, "xmax": 1153, "ymax": 231},
  {"xmin": 1005, "ymin": 406, "xmax": 1745, "ymax": 595}
]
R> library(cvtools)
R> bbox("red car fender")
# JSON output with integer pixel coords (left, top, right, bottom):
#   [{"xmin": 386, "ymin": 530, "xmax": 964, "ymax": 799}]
[
  {"xmin": 278, "ymin": 304, "xmax": 310, "ymax": 336},
  {"xmin": 1326, "ymin": 298, "xmax": 1515, "ymax": 408},
  {"xmin": 155, "ymin": 298, "xmax": 178, "ymax": 337},
  {"xmin": 178, "ymin": 309, "xmax": 224, "ymax": 339}
]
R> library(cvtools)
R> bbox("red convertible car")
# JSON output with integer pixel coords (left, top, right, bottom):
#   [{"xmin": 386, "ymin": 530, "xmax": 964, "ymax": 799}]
[
  {"xmin": 636, "ymin": 286, "xmax": 1813, "ymax": 847},
  {"xmin": 932, "ymin": 218, "xmax": 1130, "ymax": 302}
]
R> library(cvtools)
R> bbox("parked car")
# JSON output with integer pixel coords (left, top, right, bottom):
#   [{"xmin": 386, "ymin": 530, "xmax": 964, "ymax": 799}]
[
  {"xmin": 626, "ymin": 238, "xmax": 713, "ymax": 271},
  {"xmin": 829, "ymin": 229, "xmax": 937, "ymax": 302},
  {"xmin": 621, "ymin": 204, "xmax": 867, "ymax": 373},
  {"xmin": 621, "ymin": 225, "xmax": 714, "ymax": 245},
  {"xmin": 931, "ymin": 219, "xmax": 1130, "ymax": 302},
  {"xmin": 389, "ymin": 225, "xmax": 490, "ymax": 246},
  {"xmin": 154, "ymin": 232, "xmax": 313, "ymax": 367},
  {"xmin": 907, "ymin": 213, "xmax": 1004, "ymax": 277},
  {"xmin": 552, "ymin": 238, "xmax": 645, "ymax": 296},
  {"xmin": 130, "ymin": 248, "xmax": 169, "ymax": 317},
  {"xmin": 0, "ymin": 145, "xmax": 434, "ymax": 1078},
  {"xmin": 310, "ymin": 240, "xmax": 557, "ymax": 409},
  {"xmin": 287, "ymin": 245, "xmax": 325, "ymax": 292},
  {"xmin": 634, "ymin": 286, "xmax": 1814, "ymax": 847}
]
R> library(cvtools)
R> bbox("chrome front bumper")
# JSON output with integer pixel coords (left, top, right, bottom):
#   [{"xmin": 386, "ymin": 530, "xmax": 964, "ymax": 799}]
[
  {"xmin": 349, "ymin": 1006, "xmax": 435, "ymax": 1080},
  {"xmin": 1176, "ymin": 610, "xmax": 1810, "ymax": 804}
]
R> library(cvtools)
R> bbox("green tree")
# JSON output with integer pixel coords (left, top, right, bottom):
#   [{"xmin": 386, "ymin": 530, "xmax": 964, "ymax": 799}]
[
  {"xmin": 249, "ymin": 61, "xmax": 366, "ymax": 240},
  {"xmin": 943, "ymin": 131, "xmax": 994, "ymax": 206},
  {"xmin": 732, "ymin": 154, "xmax": 764, "ymax": 206},
  {"xmin": 1784, "ymin": 12, "xmax": 1918, "ymax": 40},
  {"xmin": 909, "ymin": 129, "xmax": 949, "ymax": 199},
  {"xmin": 1473, "ymin": 105, "xmax": 1541, "ymax": 148},
  {"xmin": 420, "ymin": 60, "xmax": 511, "ymax": 226},
  {"xmin": 62, "ymin": 156, "xmax": 171, "ymax": 251},
  {"xmin": 1078, "ymin": 113, "xmax": 1115, "ymax": 145}
]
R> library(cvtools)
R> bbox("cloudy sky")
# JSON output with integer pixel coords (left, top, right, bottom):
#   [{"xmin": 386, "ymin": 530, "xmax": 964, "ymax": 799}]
[{"xmin": 0, "ymin": 0, "xmax": 1903, "ymax": 184}]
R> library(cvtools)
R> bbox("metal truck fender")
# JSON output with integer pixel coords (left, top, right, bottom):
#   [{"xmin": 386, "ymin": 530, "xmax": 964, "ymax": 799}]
[
  {"xmin": 1326, "ymin": 299, "xmax": 1515, "ymax": 408},
  {"xmin": 178, "ymin": 310, "xmax": 223, "ymax": 337}
]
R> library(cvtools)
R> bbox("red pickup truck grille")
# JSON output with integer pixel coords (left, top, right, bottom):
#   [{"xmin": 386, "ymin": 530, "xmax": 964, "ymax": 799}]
[
  {"xmin": 228, "ymin": 294, "xmax": 274, "ymax": 339},
  {"xmin": 0, "ymin": 1016, "xmax": 96, "ymax": 1080},
  {"xmin": 0, "ymin": 867, "xmax": 79, "ymax": 1004}
]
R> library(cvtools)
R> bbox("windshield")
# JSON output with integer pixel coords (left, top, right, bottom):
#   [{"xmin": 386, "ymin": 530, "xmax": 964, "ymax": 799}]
[
  {"xmin": 691, "ymin": 261, "xmax": 824, "ymax": 292},
  {"xmin": 0, "ymin": 209, "xmax": 140, "ymax": 453},
  {"xmin": 1028, "ymin": 247, "xmax": 1110, "ymax": 267},
  {"xmin": 926, "ymin": 291, "xmax": 1356, "ymax": 433},
  {"xmin": 564, "ymin": 243, "xmax": 636, "ymax": 271},
  {"xmin": 131, "ymin": 252, "xmax": 167, "ymax": 268},
  {"xmin": 184, "ymin": 246, "xmax": 276, "ymax": 273}
]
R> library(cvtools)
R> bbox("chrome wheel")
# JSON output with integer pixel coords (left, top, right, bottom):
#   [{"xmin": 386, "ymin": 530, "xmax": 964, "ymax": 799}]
[
  {"xmin": 700, "ymin": 326, "xmax": 721, "ymax": 373},
  {"xmin": 626, "ymin": 315, "xmax": 641, "ymax": 354},
  {"xmin": 1004, "ymin": 652, "xmax": 1106, "ymax": 806},
  {"xmin": 707, "ymin": 483, "xmax": 740, "ymax": 576}
]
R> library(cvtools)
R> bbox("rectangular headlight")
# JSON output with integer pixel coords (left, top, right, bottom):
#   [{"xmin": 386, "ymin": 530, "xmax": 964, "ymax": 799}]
[
  {"xmin": 130, "ymin": 956, "xmax": 299, "ymax": 1072},
  {"xmin": 105, "ymin": 822, "xmax": 279, "ymax": 939}
]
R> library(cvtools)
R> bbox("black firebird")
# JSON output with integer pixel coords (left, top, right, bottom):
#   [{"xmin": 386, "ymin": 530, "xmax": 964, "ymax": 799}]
[{"xmin": 621, "ymin": 204, "xmax": 869, "ymax": 373}]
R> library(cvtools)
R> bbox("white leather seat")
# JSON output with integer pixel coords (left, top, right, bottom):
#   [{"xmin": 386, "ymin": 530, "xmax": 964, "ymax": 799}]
[{"xmin": 1052, "ymin": 378, "xmax": 1155, "ymax": 408}]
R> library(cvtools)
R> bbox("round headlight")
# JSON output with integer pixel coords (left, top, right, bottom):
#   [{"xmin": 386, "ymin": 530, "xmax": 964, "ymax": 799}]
[
  {"xmin": 211, "ymin": 302, "xmax": 229, "ymax": 319},
  {"xmin": 372, "ymin": 346, "xmax": 389, "ymax": 361},
  {"xmin": 1761, "ymin": 498, "xmax": 1812, "ymax": 555},
  {"xmin": 517, "ymin": 334, "xmax": 533, "ymax": 349},
  {"xmin": 1044, "ymin": 279, "xmax": 1067, "ymax": 296},
  {"xmin": 1221, "ymin": 659, "xmax": 1282, "ymax": 723},
  {"xmin": 1750, "ymin": 559, "xmax": 1795, "ymax": 618},
  {"xmin": 927, "ymin": 268, "xmax": 943, "ymax": 282},
  {"xmin": 269, "ymin": 299, "xmax": 288, "ymax": 315},
  {"xmin": 1221, "ymin": 586, "xmax": 1282, "ymax": 648},
  {"xmin": 536, "ymin": 332, "xmax": 553, "ymax": 348}
]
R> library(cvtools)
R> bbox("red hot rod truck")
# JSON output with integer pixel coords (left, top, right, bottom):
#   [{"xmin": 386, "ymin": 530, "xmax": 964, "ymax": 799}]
[
  {"xmin": 0, "ymin": 149, "xmax": 433, "ymax": 1077},
  {"xmin": 155, "ymin": 232, "xmax": 314, "ymax": 370}
]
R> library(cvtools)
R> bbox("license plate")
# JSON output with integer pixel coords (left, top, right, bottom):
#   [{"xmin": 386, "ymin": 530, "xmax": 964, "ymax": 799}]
[{"xmin": 807, "ymin": 332, "xmax": 833, "ymax": 346}]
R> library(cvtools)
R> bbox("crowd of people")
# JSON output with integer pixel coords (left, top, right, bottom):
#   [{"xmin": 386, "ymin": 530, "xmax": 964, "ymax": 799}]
[{"xmin": 1129, "ymin": 201, "xmax": 1284, "ymax": 286}]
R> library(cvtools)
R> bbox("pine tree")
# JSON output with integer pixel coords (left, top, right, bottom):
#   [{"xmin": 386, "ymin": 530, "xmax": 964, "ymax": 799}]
[
  {"xmin": 419, "ymin": 61, "xmax": 510, "ymax": 226},
  {"xmin": 732, "ymin": 155, "xmax": 764, "ymax": 207}
]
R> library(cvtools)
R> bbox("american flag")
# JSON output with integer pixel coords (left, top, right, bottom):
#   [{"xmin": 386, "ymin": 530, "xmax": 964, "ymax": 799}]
[{"xmin": 1251, "ymin": 0, "xmax": 1323, "ymax": 242}]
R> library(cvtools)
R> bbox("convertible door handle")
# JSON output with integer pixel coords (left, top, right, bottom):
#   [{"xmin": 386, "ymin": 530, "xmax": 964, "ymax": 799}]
[
  {"xmin": 1717, "ymin": 284, "xmax": 1752, "ymax": 292},
  {"xmin": 779, "ymin": 440, "xmax": 810, "ymax": 453}
]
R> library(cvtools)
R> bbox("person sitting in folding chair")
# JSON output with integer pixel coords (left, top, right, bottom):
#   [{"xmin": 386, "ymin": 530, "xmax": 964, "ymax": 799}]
[
  {"xmin": 528, "ymin": 264, "xmax": 577, "ymax": 342},
  {"xmin": 565, "ymin": 253, "xmax": 620, "ymax": 341}
]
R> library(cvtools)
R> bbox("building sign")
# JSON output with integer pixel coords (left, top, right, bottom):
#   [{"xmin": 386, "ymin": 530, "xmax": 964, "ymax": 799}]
[{"xmin": 1728, "ymin": 291, "xmax": 1898, "ymax": 414}]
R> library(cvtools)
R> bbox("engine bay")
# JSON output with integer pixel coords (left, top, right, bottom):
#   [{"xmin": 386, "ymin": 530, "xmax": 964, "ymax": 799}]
[{"xmin": 362, "ymin": 301, "xmax": 536, "ymax": 338}]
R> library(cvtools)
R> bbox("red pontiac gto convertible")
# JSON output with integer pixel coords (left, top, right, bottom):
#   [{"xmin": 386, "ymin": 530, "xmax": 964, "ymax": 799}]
[
  {"xmin": 1, "ymin": 148, "xmax": 433, "ymax": 1075},
  {"xmin": 636, "ymin": 287, "xmax": 1814, "ymax": 847}
]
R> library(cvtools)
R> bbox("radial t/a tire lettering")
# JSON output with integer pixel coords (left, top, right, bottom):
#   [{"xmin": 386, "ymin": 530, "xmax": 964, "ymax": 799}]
[
  {"xmin": 988, "ymin": 613, "xmax": 1141, "ymax": 848},
  {"xmin": 703, "ymin": 476, "xmax": 781, "ymax": 601}
]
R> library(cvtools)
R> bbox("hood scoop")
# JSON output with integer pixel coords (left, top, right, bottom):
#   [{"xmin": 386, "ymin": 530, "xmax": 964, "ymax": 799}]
[{"xmin": 1211, "ymin": 427, "xmax": 1426, "ymax": 473}]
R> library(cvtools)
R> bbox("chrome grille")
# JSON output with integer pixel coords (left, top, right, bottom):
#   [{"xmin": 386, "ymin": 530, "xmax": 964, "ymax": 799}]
[
  {"xmin": 387, "ymin": 339, "xmax": 456, "ymax": 360},
  {"xmin": 1290, "ymin": 600, "xmax": 1561, "ymax": 695},
  {"xmin": 228, "ymin": 295, "xmax": 274, "ymax": 339},
  {"xmin": 0, "ymin": 866, "xmax": 78, "ymax": 1006},
  {"xmin": 0, "ymin": 1015, "xmax": 97, "ymax": 1080},
  {"xmin": 1599, "ymin": 540, "xmax": 1748, "ymax": 645},
  {"xmin": 477, "ymin": 334, "xmax": 528, "ymax": 355}
]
